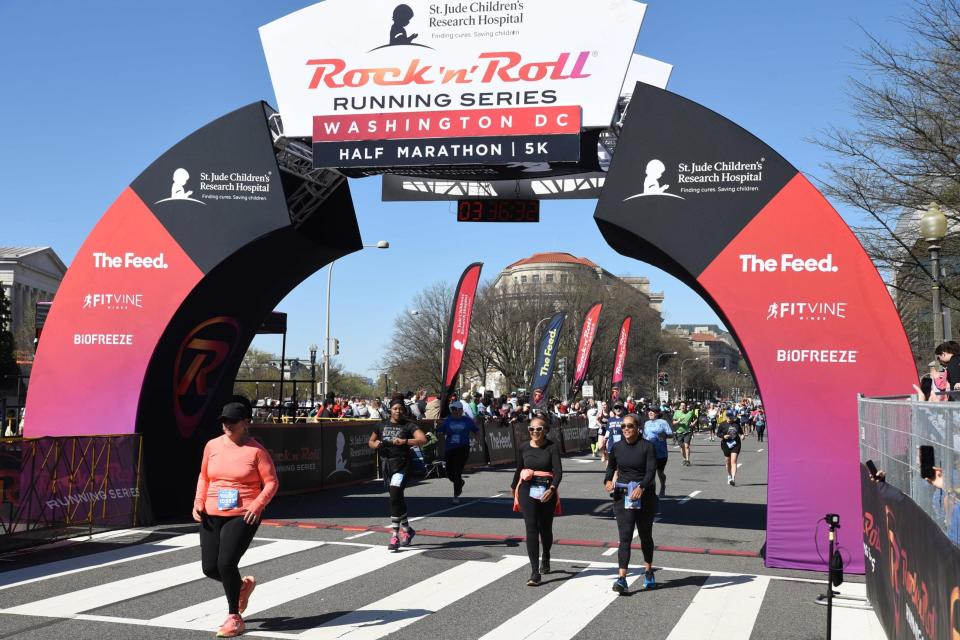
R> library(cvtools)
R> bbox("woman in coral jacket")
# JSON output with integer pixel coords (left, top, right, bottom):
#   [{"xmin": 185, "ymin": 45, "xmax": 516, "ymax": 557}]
[{"xmin": 194, "ymin": 396, "xmax": 278, "ymax": 638}]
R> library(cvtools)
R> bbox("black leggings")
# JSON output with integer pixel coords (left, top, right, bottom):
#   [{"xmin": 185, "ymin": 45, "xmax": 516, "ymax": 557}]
[
  {"xmin": 445, "ymin": 446, "xmax": 469, "ymax": 492},
  {"xmin": 756, "ymin": 425, "xmax": 765, "ymax": 442},
  {"xmin": 382, "ymin": 458, "xmax": 410, "ymax": 518},
  {"xmin": 200, "ymin": 515, "xmax": 259, "ymax": 615},
  {"xmin": 655, "ymin": 458, "xmax": 667, "ymax": 493},
  {"xmin": 612, "ymin": 494, "xmax": 657, "ymax": 570},
  {"xmin": 517, "ymin": 482, "xmax": 556, "ymax": 571}
]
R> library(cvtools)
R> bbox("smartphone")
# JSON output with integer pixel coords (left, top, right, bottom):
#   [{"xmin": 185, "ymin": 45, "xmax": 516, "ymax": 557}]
[
  {"xmin": 919, "ymin": 445, "xmax": 936, "ymax": 480},
  {"xmin": 865, "ymin": 459, "xmax": 878, "ymax": 478}
]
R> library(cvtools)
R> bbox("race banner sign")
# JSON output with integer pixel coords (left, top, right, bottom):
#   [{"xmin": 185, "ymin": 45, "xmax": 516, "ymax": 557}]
[
  {"xmin": 260, "ymin": 0, "xmax": 647, "ymax": 137},
  {"xmin": 313, "ymin": 134, "xmax": 580, "ymax": 168},
  {"xmin": 571, "ymin": 303, "xmax": 603, "ymax": 394},
  {"xmin": 314, "ymin": 106, "xmax": 580, "ymax": 142},
  {"xmin": 441, "ymin": 262, "xmax": 483, "ymax": 413}
]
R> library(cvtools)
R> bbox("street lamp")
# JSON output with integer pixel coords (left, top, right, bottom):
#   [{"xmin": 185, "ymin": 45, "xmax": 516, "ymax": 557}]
[
  {"xmin": 323, "ymin": 240, "xmax": 390, "ymax": 397},
  {"xmin": 309, "ymin": 344, "xmax": 317, "ymax": 407},
  {"xmin": 921, "ymin": 202, "xmax": 949, "ymax": 345},
  {"xmin": 655, "ymin": 351, "xmax": 678, "ymax": 401},
  {"xmin": 679, "ymin": 357, "xmax": 699, "ymax": 401}
]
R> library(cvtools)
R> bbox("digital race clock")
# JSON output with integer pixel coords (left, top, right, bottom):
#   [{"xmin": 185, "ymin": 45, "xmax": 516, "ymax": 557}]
[{"xmin": 456, "ymin": 199, "xmax": 540, "ymax": 222}]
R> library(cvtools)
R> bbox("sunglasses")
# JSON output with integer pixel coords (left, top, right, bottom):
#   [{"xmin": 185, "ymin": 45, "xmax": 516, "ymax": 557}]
[
  {"xmin": 528, "ymin": 426, "xmax": 544, "ymax": 433},
  {"xmin": 622, "ymin": 423, "xmax": 639, "ymax": 430}
]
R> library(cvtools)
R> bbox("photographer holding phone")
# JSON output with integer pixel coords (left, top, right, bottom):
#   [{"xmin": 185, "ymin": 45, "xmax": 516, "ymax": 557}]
[
  {"xmin": 605, "ymin": 414, "xmax": 658, "ymax": 593},
  {"xmin": 511, "ymin": 414, "xmax": 562, "ymax": 586}
]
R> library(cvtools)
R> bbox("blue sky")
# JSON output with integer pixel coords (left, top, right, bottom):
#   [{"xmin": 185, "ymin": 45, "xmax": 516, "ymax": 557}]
[{"xmin": 0, "ymin": 1, "xmax": 913, "ymax": 379}]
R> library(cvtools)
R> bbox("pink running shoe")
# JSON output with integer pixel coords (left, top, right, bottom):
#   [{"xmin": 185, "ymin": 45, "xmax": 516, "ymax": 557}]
[
  {"xmin": 216, "ymin": 614, "xmax": 245, "ymax": 637},
  {"xmin": 238, "ymin": 576, "xmax": 256, "ymax": 614},
  {"xmin": 388, "ymin": 535, "xmax": 400, "ymax": 552}
]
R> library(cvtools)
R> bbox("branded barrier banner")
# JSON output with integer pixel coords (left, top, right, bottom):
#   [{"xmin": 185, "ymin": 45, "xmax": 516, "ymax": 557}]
[
  {"xmin": 483, "ymin": 420, "xmax": 516, "ymax": 466},
  {"xmin": 441, "ymin": 262, "xmax": 483, "ymax": 415},
  {"xmin": 18, "ymin": 435, "xmax": 142, "ymax": 529},
  {"xmin": 861, "ymin": 464, "xmax": 960, "ymax": 640},
  {"xmin": 610, "ymin": 316, "xmax": 631, "ymax": 404},
  {"xmin": 558, "ymin": 418, "xmax": 590, "ymax": 454},
  {"xmin": 249, "ymin": 425, "xmax": 324, "ymax": 493},
  {"xmin": 530, "ymin": 312, "xmax": 565, "ymax": 408},
  {"xmin": 320, "ymin": 422, "xmax": 379, "ymax": 487},
  {"xmin": 571, "ymin": 303, "xmax": 603, "ymax": 396}
]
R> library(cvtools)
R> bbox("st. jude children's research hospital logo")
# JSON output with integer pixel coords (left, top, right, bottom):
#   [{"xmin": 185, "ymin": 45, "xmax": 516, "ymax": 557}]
[
  {"xmin": 154, "ymin": 168, "xmax": 273, "ymax": 205},
  {"xmin": 370, "ymin": 4, "xmax": 435, "ymax": 51},
  {"xmin": 623, "ymin": 158, "xmax": 767, "ymax": 202},
  {"xmin": 623, "ymin": 159, "xmax": 685, "ymax": 201}
]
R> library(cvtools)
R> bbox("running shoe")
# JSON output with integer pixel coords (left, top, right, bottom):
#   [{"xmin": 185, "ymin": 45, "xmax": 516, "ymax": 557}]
[
  {"xmin": 238, "ymin": 575, "xmax": 256, "ymax": 614},
  {"xmin": 400, "ymin": 527, "xmax": 416, "ymax": 547},
  {"xmin": 643, "ymin": 571, "xmax": 656, "ymax": 590},
  {"xmin": 388, "ymin": 535, "xmax": 400, "ymax": 552},
  {"xmin": 730, "ymin": 479, "xmax": 736, "ymax": 486},
  {"xmin": 539, "ymin": 559, "xmax": 551, "ymax": 574},
  {"xmin": 455, "ymin": 478, "xmax": 465, "ymax": 497},
  {"xmin": 452, "ymin": 497, "xmax": 460, "ymax": 505},
  {"xmin": 216, "ymin": 614, "xmax": 245, "ymax": 637},
  {"xmin": 527, "ymin": 571, "xmax": 542, "ymax": 586},
  {"xmin": 658, "ymin": 486, "xmax": 666, "ymax": 498},
  {"xmin": 612, "ymin": 577, "xmax": 628, "ymax": 594}
]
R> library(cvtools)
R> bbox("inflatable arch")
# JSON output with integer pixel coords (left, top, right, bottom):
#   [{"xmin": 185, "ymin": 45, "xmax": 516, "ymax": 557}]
[{"xmin": 26, "ymin": 85, "xmax": 918, "ymax": 572}]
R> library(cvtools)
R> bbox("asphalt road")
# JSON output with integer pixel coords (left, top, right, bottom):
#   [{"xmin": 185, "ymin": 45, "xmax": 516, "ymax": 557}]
[{"xmin": 0, "ymin": 433, "xmax": 885, "ymax": 639}]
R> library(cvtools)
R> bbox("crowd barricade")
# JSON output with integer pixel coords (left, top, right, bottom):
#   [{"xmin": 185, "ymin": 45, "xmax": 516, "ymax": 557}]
[
  {"xmin": 557, "ymin": 416, "xmax": 590, "ymax": 454},
  {"xmin": 858, "ymin": 396, "xmax": 960, "ymax": 640},
  {"xmin": 249, "ymin": 414, "xmax": 590, "ymax": 497},
  {"xmin": 0, "ymin": 434, "xmax": 143, "ymax": 552}
]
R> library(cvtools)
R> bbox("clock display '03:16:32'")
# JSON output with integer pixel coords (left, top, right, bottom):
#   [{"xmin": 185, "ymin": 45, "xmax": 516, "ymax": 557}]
[{"xmin": 456, "ymin": 199, "xmax": 540, "ymax": 222}]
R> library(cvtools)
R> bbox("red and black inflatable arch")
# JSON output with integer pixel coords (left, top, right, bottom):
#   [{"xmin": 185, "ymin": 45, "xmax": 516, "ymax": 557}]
[
  {"xmin": 594, "ymin": 83, "xmax": 918, "ymax": 571},
  {"xmin": 27, "ymin": 86, "xmax": 918, "ymax": 572},
  {"xmin": 25, "ymin": 103, "xmax": 361, "ymax": 518}
]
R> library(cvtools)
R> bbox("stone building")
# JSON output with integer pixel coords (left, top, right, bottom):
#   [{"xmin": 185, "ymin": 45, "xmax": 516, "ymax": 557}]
[
  {"xmin": 493, "ymin": 252, "xmax": 664, "ymax": 314},
  {"xmin": 0, "ymin": 247, "xmax": 66, "ymax": 338},
  {"xmin": 663, "ymin": 324, "xmax": 741, "ymax": 371}
]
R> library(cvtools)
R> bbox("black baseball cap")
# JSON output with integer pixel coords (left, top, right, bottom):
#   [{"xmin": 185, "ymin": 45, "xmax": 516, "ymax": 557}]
[{"xmin": 220, "ymin": 402, "xmax": 251, "ymax": 421}]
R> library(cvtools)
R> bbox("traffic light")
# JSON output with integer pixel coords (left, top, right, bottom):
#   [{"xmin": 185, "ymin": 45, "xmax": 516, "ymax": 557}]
[{"xmin": 333, "ymin": 338, "xmax": 340, "ymax": 355}]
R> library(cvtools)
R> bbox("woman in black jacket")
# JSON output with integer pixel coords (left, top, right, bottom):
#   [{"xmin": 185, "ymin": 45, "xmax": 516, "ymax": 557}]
[
  {"xmin": 604, "ymin": 413, "xmax": 658, "ymax": 593},
  {"xmin": 511, "ymin": 414, "xmax": 562, "ymax": 586}
]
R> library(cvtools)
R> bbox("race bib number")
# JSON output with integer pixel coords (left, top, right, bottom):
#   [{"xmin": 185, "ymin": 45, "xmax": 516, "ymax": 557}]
[
  {"xmin": 529, "ymin": 484, "xmax": 546, "ymax": 500},
  {"xmin": 217, "ymin": 489, "xmax": 239, "ymax": 510},
  {"xmin": 726, "ymin": 439, "xmax": 738, "ymax": 448},
  {"xmin": 624, "ymin": 495, "xmax": 640, "ymax": 509},
  {"xmin": 390, "ymin": 473, "xmax": 405, "ymax": 487},
  {"xmin": 448, "ymin": 433, "xmax": 461, "ymax": 446},
  {"xmin": 613, "ymin": 433, "xmax": 622, "ymax": 443}
]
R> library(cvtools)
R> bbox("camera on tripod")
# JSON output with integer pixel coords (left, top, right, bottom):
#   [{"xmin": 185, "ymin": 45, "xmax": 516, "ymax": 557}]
[{"xmin": 825, "ymin": 513, "xmax": 840, "ymax": 528}]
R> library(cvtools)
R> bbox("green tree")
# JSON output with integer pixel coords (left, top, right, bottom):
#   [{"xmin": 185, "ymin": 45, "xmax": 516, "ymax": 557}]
[{"xmin": 0, "ymin": 287, "xmax": 19, "ymax": 391}]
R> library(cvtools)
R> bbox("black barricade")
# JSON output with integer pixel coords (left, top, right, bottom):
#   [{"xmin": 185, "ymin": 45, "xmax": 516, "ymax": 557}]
[
  {"xmin": 861, "ymin": 464, "xmax": 960, "ymax": 640},
  {"xmin": 320, "ymin": 422, "xmax": 378, "ymax": 487},
  {"xmin": 558, "ymin": 417, "xmax": 589, "ymax": 454},
  {"xmin": 484, "ymin": 420, "xmax": 516, "ymax": 465},
  {"xmin": 250, "ymin": 424, "xmax": 323, "ymax": 493}
]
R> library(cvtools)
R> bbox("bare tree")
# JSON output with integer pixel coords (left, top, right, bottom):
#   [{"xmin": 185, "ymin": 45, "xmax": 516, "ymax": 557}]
[{"xmin": 816, "ymin": 0, "xmax": 960, "ymax": 299}]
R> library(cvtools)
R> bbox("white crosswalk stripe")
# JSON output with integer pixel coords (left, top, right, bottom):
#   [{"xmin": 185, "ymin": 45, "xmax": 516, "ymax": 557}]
[
  {"xmin": 151, "ymin": 545, "xmax": 418, "ymax": 631},
  {"xmin": 0, "ymin": 536, "xmax": 881, "ymax": 639},
  {"xmin": 2, "ymin": 538, "xmax": 323, "ymax": 616},
  {"xmin": 666, "ymin": 574, "xmax": 770, "ymax": 639},
  {"xmin": 301, "ymin": 554, "xmax": 528, "ymax": 640},
  {"xmin": 479, "ymin": 563, "xmax": 641, "ymax": 640},
  {"xmin": 0, "ymin": 532, "xmax": 199, "ymax": 590}
]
